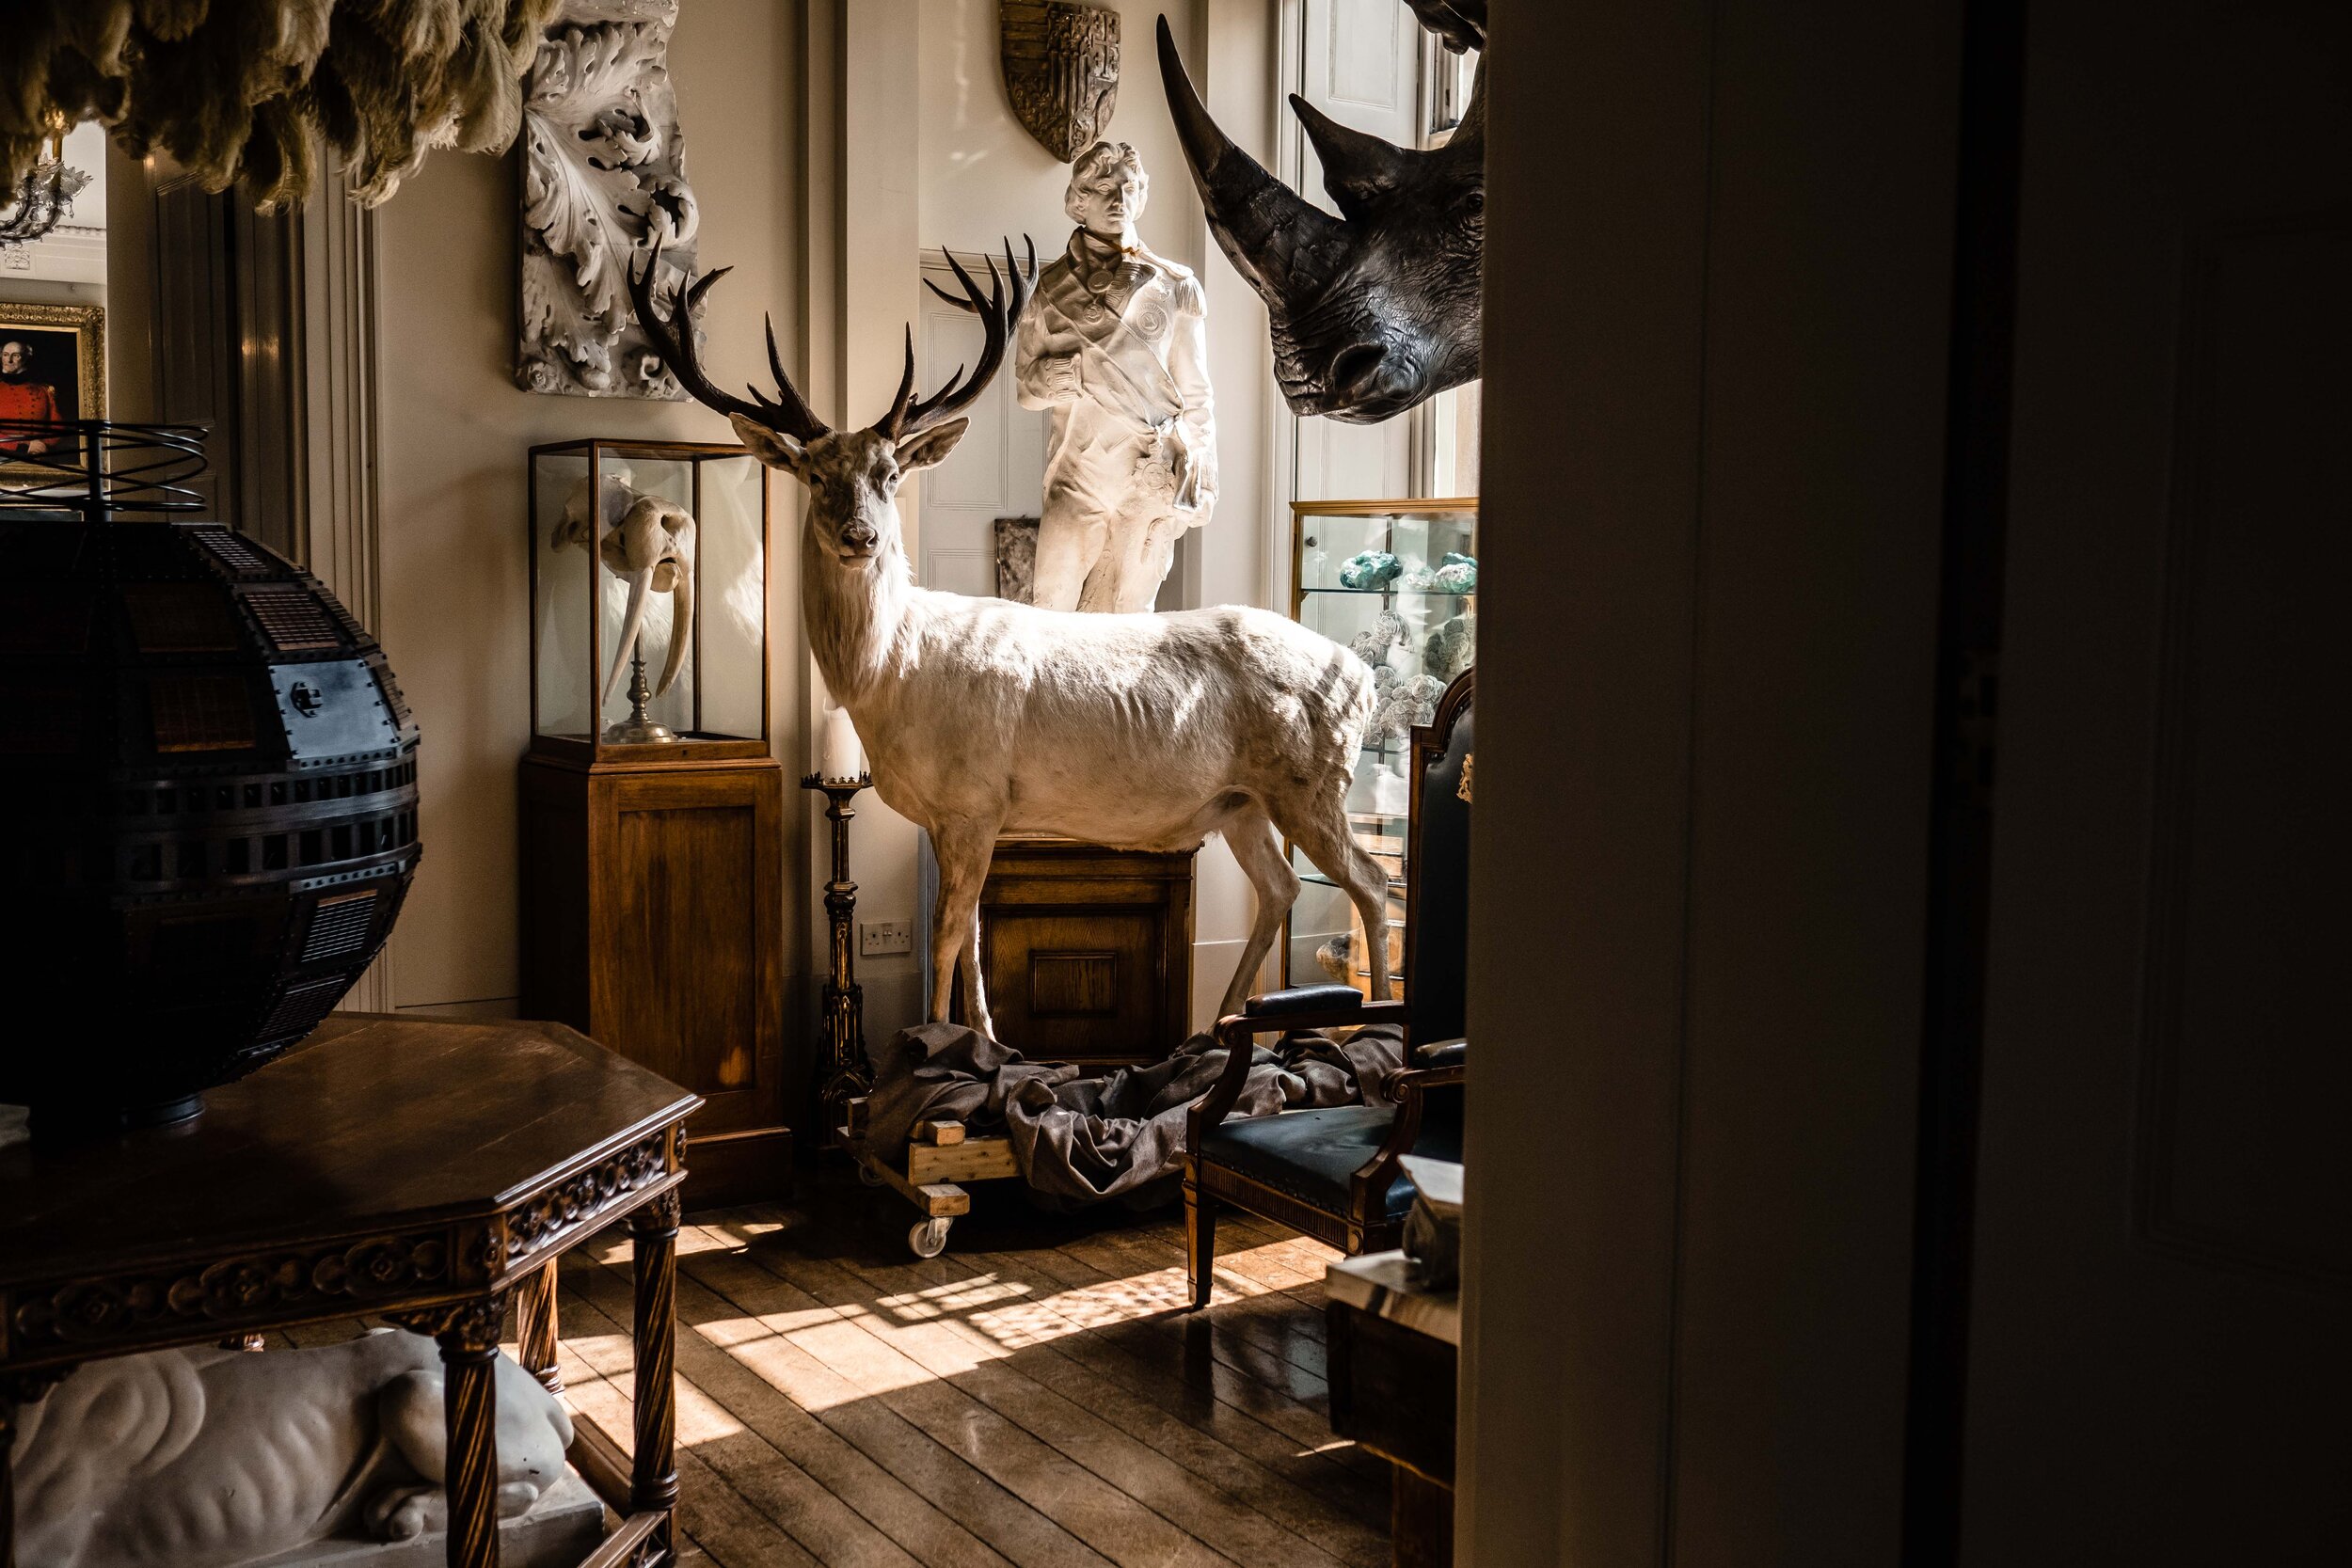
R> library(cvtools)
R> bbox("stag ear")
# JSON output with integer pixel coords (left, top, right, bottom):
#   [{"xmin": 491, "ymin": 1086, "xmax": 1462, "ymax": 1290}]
[
  {"xmin": 728, "ymin": 413, "xmax": 807, "ymax": 476},
  {"xmin": 894, "ymin": 419, "xmax": 970, "ymax": 472}
]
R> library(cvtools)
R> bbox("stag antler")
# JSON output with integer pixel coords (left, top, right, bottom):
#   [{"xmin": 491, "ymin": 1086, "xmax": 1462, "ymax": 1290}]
[
  {"xmin": 887, "ymin": 238, "xmax": 1038, "ymax": 439},
  {"xmin": 631, "ymin": 239, "xmax": 1034, "ymax": 446},
  {"xmin": 628, "ymin": 248, "xmax": 833, "ymax": 443}
]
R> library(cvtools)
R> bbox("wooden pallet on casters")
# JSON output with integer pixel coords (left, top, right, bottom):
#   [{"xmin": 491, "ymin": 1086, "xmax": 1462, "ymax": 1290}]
[{"xmin": 840, "ymin": 1100, "xmax": 1022, "ymax": 1256}]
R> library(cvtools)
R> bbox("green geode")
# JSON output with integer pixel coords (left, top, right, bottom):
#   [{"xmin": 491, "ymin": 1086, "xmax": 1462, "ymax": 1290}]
[{"xmin": 1339, "ymin": 550, "xmax": 1403, "ymax": 590}]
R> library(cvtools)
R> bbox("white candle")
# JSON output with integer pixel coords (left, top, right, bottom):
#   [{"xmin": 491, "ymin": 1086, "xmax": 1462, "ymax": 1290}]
[{"xmin": 821, "ymin": 705, "xmax": 866, "ymax": 784}]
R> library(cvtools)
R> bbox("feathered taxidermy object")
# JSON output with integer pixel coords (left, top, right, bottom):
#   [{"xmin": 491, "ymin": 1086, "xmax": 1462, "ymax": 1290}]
[{"xmin": 2, "ymin": 0, "xmax": 563, "ymax": 209}]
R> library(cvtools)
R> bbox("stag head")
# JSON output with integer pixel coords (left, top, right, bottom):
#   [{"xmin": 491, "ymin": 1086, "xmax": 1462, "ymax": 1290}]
[
  {"xmin": 627, "ymin": 242, "xmax": 1036, "ymax": 563},
  {"xmin": 1156, "ymin": 16, "xmax": 1483, "ymax": 423}
]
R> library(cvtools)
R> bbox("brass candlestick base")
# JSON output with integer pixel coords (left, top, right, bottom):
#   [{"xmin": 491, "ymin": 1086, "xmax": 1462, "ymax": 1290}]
[
  {"xmin": 604, "ymin": 651, "xmax": 677, "ymax": 744},
  {"xmin": 803, "ymin": 772, "xmax": 874, "ymax": 1148}
]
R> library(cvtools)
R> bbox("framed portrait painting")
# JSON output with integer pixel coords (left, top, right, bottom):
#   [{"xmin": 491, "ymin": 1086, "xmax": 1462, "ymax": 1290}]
[{"xmin": 0, "ymin": 300, "xmax": 105, "ymax": 472}]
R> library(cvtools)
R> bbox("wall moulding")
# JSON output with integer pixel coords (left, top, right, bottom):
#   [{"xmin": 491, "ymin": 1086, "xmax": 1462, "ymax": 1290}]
[{"xmin": 518, "ymin": 0, "xmax": 700, "ymax": 399}]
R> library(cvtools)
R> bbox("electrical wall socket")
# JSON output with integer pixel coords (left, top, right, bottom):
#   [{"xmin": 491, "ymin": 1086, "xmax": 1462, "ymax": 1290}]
[{"xmin": 860, "ymin": 919, "xmax": 913, "ymax": 958}]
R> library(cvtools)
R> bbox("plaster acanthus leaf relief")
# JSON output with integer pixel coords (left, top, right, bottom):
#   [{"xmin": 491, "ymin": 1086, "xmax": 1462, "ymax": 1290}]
[{"xmin": 517, "ymin": 0, "xmax": 699, "ymax": 399}]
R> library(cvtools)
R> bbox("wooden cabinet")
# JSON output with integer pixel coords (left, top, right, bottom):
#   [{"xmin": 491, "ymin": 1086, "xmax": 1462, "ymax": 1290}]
[
  {"xmin": 952, "ymin": 835, "xmax": 1195, "ymax": 1068},
  {"xmin": 520, "ymin": 747, "xmax": 789, "ymax": 1204}
]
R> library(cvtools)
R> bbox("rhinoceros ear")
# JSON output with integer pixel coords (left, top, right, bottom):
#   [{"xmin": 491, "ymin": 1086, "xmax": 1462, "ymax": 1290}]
[{"xmin": 1289, "ymin": 95, "xmax": 1414, "ymax": 223}]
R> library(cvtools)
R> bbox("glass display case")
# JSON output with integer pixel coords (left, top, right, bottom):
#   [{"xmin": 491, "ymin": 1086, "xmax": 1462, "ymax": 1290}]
[
  {"xmin": 527, "ymin": 439, "xmax": 771, "ymax": 761},
  {"xmin": 1286, "ymin": 498, "xmax": 1479, "ymax": 993}
]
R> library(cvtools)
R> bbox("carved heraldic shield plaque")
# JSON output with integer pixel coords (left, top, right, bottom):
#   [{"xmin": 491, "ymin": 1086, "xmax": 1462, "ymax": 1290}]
[{"xmin": 1002, "ymin": 1, "xmax": 1121, "ymax": 163}]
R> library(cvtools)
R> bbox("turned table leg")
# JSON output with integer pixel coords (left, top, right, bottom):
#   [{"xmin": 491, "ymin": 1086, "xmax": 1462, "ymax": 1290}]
[
  {"xmin": 391, "ymin": 1295, "xmax": 509, "ymax": 1568},
  {"xmin": 516, "ymin": 1261, "xmax": 564, "ymax": 1395},
  {"xmin": 628, "ymin": 1188, "xmax": 684, "ymax": 1535},
  {"xmin": 438, "ymin": 1295, "xmax": 510, "ymax": 1568}
]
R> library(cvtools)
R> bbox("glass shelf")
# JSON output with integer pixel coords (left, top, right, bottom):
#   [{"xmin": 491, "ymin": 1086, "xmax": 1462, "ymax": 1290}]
[
  {"xmin": 1300, "ymin": 869, "xmax": 1409, "ymax": 893},
  {"xmin": 1298, "ymin": 585, "xmax": 1477, "ymax": 597}
]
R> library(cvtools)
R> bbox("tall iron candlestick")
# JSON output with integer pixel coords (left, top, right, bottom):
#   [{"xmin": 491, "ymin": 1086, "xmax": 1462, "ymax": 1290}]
[{"xmin": 803, "ymin": 771, "xmax": 874, "ymax": 1148}]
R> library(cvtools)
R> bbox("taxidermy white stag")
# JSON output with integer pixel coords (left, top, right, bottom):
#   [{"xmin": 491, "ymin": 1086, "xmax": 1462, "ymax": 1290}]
[
  {"xmin": 553, "ymin": 469, "xmax": 698, "ymax": 705},
  {"xmin": 630, "ymin": 243, "xmax": 1391, "ymax": 1035}
]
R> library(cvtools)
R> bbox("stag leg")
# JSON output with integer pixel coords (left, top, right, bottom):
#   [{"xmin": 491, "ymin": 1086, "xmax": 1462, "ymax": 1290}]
[
  {"xmin": 928, "ymin": 821, "xmax": 1001, "ymax": 1037},
  {"xmin": 1220, "ymin": 806, "xmax": 1300, "ymax": 1017},
  {"xmin": 1284, "ymin": 811, "xmax": 1394, "ymax": 1002}
]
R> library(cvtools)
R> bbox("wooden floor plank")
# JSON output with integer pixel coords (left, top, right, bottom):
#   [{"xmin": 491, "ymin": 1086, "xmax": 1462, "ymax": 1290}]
[
  {"xmin": 796, "ymin": 1226, "xmax": 1395, "ymax": 1568},
  {"xmin": 931, "ymin": 1239, "xmax": 1393, "ymax": 1548},
  {"xmin": 675, "ymin": 1225, "xmax": 1239, "ymax": 1568},
  {"xmin": 1002, "ymin": 1230, "xmax": 1382, "ymax": 1484},
  {"xmin": 751, "ymin": 1196, "xmax": 1385, "ymax": 1502},
  {"xmin": 562, "ymin": 1341, "xmax": 821, "ymax": 1567},
  {"xmin": 1047, "ymin": 1226, "xmax": 1338, "ymax": 1404},
  {"xmin": 562, "ymin": 1281, "xmax": 935, "ymax": 1568},
  {"xmin": 582, "ymin": 1247, "xmax": 1120, "ymax": 1568},
  {"xmin": 575, "ymin": 1256, "xmax": 1041, "ymax": 1568},
  {"xmin": 789, "ymin": 1223, "xmax": 1362, "ymax": 1568},
  {"xmin": 549, "ymin": 1184, "xmax": 1394, "ymax": 1568}
]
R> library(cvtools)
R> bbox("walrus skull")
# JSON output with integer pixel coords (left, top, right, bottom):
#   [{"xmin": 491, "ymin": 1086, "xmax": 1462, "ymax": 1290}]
[{"xmin": 554, "ymin": 471, "xmax": 699, "ymax": 705}]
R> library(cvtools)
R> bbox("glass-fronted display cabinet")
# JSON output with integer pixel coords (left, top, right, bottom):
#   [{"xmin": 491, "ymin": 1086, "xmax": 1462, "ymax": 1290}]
[
  {"xmin": 527, "ymin": 439, "xmax": 771, "ymax": 761},
  {"xmin": 520, "ymin": 440, "xmax": 790, "ymax": 1205},
  {"xmin": 1287, "ymin": 499, "xmax": 1478, "ymax": 994}
]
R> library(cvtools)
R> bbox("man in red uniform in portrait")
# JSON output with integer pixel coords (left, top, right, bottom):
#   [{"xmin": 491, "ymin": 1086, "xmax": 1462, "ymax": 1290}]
[{"xmin": 0, "ymin": 340, "xmax": 66, "ymax": 456}]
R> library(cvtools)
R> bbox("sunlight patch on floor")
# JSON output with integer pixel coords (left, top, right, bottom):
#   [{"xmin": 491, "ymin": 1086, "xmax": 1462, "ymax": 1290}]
[{"xmin": 874, "ymin": 1274, "xmax": 1033, "ymax": 1321}]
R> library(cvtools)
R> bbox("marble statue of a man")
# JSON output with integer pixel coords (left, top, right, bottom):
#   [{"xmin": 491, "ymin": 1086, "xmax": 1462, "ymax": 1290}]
[{"xmin": 1015, "ymin": 141, "xmax": 1217, "ymax": 612}]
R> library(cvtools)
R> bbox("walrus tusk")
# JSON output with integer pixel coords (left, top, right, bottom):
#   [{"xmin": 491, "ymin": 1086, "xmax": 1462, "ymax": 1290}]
[
  {"xmin": 603, "ymin": 562, "xmax": 657, "ymax": 705},
  {"xmin": 657, "ymin": 519, "xmax": 695, "ymax": 697}
]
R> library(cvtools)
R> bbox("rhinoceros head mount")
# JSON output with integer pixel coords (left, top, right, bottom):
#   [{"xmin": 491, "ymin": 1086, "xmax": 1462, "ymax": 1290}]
[{"xmin": 1155, "ymin": 15, "xmax": 1485, "ymax": 424}]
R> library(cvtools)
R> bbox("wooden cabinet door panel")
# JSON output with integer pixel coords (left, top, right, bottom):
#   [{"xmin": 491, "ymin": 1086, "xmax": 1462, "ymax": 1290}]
[{"xmin": 590, "ymin": 768, "xmax": 783, "ymax": 1137}]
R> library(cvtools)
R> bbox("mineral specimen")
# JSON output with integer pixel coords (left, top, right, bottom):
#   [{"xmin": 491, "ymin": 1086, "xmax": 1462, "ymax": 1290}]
[{"xmin": 1339, "ymin": 549, "xmax": 1403, "ymax": 590}]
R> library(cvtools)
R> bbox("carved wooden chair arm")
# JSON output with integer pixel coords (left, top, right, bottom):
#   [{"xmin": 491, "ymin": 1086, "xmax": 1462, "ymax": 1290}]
[
  {"xmin": 1186, "ymin": 990, "xmax": 1409, "ymax": 1148},
  {"xmin": 1348, "ymin": 1048, "xmax": 1467, "ymax": 1228},
  {"xmin": 1381, "ymin": 1061, "xmax": 1467, "ymax": 1104}
]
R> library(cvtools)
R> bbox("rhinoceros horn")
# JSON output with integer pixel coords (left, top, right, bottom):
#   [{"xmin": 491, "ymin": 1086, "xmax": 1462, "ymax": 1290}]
[{"xmin": 1154, "ymin": 17, "xmax": 1337, "ymax": 303}]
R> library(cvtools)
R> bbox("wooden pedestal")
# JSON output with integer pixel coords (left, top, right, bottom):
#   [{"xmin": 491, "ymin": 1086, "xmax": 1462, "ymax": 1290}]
[
  {"xmin": 954, "ymin": 834, "xmax": 1196, "ymax": 1068},
  {"xmin": 521, "ymin": 747, "xmax": 791, "ymax": 1205}
]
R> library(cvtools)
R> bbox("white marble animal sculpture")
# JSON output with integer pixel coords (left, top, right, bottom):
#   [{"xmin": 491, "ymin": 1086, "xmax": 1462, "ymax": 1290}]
[
  {"xmin": 10, "ymin": 1333, "xmax": 572, "ymax": 1568},
  {"xmin": 630, "ymin": 242, "xmax": 1392, "ymax": 1033},
  {"xmin": 554, "ymin": 469, "xmax": 699, "ymax": 705}
]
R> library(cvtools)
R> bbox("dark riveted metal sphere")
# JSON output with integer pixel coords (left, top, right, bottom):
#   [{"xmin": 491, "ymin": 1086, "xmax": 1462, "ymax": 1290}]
[{"xmin": 0, "ymin": 422, "xmax": 421, "ymax": 1134}]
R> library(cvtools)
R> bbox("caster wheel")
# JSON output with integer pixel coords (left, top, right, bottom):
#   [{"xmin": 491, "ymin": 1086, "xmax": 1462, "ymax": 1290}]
[
  {"xmin": 857, "ymin": 1163, "xmax": 885, "ymax": 1188},
  {"xmin": 909, "ymin": 1218, "xmax": 952, "ymax": 1259}
]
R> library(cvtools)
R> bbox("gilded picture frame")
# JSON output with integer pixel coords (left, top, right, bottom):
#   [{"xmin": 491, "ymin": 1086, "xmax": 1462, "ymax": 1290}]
[{"xmin": 0, "ymin": 299, "xmax": 107, "ymax": 474}]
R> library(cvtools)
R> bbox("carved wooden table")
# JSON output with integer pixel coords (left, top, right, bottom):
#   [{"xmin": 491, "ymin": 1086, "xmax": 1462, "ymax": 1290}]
[{"xmin": 0, "ymin": 1014, "xmax": 702, "ymax": 1568}]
